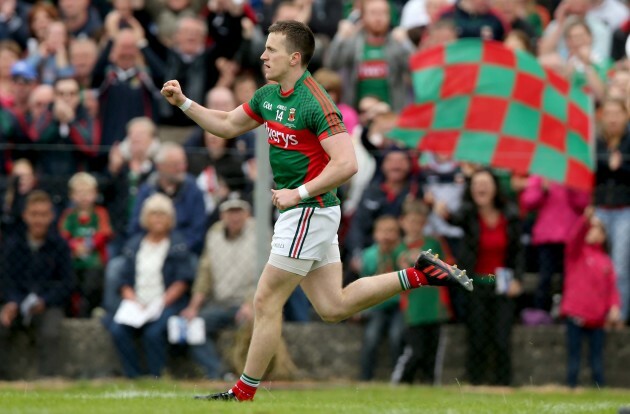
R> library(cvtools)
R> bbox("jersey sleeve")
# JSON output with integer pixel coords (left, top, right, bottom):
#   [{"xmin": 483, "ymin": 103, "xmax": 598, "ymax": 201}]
[
  {"xmin": 304, "ymin": 79, "xmax": 347, "ymax": 140},
  {"xmin": 242, "ymin": 87, "xmax": 266, "ymax": 124}
]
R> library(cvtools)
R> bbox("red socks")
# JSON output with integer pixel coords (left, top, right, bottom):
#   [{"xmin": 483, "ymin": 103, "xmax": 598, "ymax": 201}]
[
  {"xmin": 397, "ymin": 268, "xmax": 429, "ymax": 290},
  {"xmin": 230, "ymin": 374, "xmax": 260, "ymax": 401}
]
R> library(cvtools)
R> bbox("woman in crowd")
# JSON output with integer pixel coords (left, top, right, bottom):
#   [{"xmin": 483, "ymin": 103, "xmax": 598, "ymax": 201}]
[
  {"xmin": 107, "ymin": 193, "xmax": 194, "ymax": 378},
  {"xmin": 436, "ymin": 167, "xmax": 524, "ymax": 385}
]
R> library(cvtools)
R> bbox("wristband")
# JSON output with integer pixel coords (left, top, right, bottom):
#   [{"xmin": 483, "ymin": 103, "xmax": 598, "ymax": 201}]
[
  {"xmin": 298, "ymin": 184, "xmax": 310, "ymax": 200},
  {"xmin": 178, "ymin": 98, "xmax": 192, "ymax": 112}
]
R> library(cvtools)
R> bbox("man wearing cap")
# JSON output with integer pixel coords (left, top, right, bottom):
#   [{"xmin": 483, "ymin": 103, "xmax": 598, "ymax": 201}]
[
  {"xmin": 180, "ymin": 193, "xmax": 258, "ymax": 379},
  {"xmin": 9, "ymin": 61, "xmax": 39, "ymax": 118},
  {"xmin": 0, "ymin": 61, "xmax": 31, "ymax": 173}
]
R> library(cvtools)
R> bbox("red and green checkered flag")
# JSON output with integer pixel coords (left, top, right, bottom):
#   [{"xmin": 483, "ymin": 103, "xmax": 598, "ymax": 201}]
[{"xmin": 390, "ymin": 39, "xmax": 594, "ymax": 190}]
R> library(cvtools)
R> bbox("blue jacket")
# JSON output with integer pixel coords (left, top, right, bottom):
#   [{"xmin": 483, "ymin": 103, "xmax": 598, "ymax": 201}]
[
  {"xmin": 128, "ymin": 173, "xmax": 206, "ymax": 254},
  {"xmin": 1, "ymin": 231, "xmax": 74, "ymax": 307},
  {"xmin": 117, "ymin": 231, "xmax": 194, "ymax": 310}
]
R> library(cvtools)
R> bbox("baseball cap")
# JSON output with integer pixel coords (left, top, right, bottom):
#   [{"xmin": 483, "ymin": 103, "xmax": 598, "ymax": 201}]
[
  {"xmin": 11, "ymin": 61, "xmax": 37, "ymax": 81},
  {"xmin": 219, "ymin": 193, "xmax": 251, "ymax": 213}
]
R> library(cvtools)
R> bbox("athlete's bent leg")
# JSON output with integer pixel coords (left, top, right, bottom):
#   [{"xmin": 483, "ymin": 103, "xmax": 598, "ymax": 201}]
[{"xmin": 301, "ymin": 262, "xmax": 402, "ymax": 323}]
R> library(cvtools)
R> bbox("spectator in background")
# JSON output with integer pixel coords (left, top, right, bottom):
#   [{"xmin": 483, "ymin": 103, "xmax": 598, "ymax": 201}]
[
  {"xmin": 562, "ymin": 18, "xmax": 609, "ymax": 101},
  {"xmin": 0, "ymin": 190, "xmax": 74, "ymax": 378},
  {"xmin": 313, "ymin": 68, "xmax": 359, "ymax": 135},
  {"xmin": 102, "ymin": 116, "xmax": 159, "ymax": 258},
  {"xmin": 392, "ymin": 200, "xmax": 452, "ymax": 385},
  {"xmin": 421, "ymin": 17, "xmax": 459, "ymax": 49},
  {"xmin": 59, "ymin": 0, "xmax": 103, "ymax": 39},
  {"xmin": 561, "ymin": 210, "xmax": 622, "ymax": 388},
  {"xmin": 0, "ymin": 40, "xmax": 22, "ymax": 107},
  {"xmin": 435, "ymin": 168, "xmax": 523, "ymax": 385},
  {"xmin": 25, "ymin": 2, "xmax": 59, "ymax": 59},
  {"xmin": 326, "ymin": 0, "xmax": 413, "ymax": 112},
  {"xmin": 106, "ymin": 193, "xmax": 194, "ymax": 378},
  {"xmin": 0, "ymin": 158, "xmax": 37, "ymax": 240},
  {"xmin": 358, "ymin": 215, "xmax": 405, "ymax": 381},
  {"xmin": 128, "ymin": 142, "xmax": 206, "ymax": 255},
  {"xmin": 157, "ymin": 16, "xmax": 240, "ymax": 126},
  {"xmin": 10, "ymin": 84, "xmax": 54, "ymax": 164},
  {"xmin": 26, "ymin": 21, "xmax": 75, "ymax": 86},
  {"xmin": 9, "ymin": 60, "xmax": 39, "ymax": 121},
  {"xmin": 181, "ymin": 195, "xmax": 258, "ymax": 379},
  {"xmin": 33, "ymin": 77, "xmax": 99, "ymax": 177},
  {"xmin": 593, "ymin": 97, "xmax": 630, "ymax": 322},
  {"xmin": 437, "ymin": 0, "xmax": 507, "ymax": 40},
  {"xmin": 538, "ymin": 0, "xmax": 612, "ymax": 61},
  {"xmin": 201, "ymin": 0, "xmax": 246, "ymax": 53},
  {"xmin": 491, "ymin": 0, "xmax": 538, "ymax": 44},
  {"xmin": 59, "ymin": 172, "xmax": 113, "ymax": 318},
  {"xmin": 0, "ymin": 0, "xmax": 31, "ymax": 50},
  {"xmin": 261, "ymin": 0, "xmax": 343, "ymax": 41},
  {"xmin": 152, "ymin": 0, "xmax": 198, "ymax": 46},
  {"xmin": 519, "ymin": 175, "xmax": 590, "ymax": 314},
  {"xmin": 69, "ymin": 37, "xmax": 99, "ymax": 90},
  {"xmin": 345, "ymin": 148, "xmax": 415, "ymax": 270},
  {"xmin": 419, "ymin": 153, "xmax": 465, "ymax": 256},
  {"xmin": 92, "ymin": 27, "xmax": 162, "ymax": 161},
  {"xmin": 185, "ymin": 86, "xmax": 253, "ymax": 180}
]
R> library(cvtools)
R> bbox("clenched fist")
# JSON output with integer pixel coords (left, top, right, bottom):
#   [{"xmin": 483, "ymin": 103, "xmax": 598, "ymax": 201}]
[{"xmin": 161, "ymin": 80, "xmax": 187, "ymax": 107}]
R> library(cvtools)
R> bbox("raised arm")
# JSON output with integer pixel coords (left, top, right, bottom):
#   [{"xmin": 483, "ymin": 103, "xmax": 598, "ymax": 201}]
[{"xmin": 161, "ymin": 79, "xmax": 260, "ymax": 139}]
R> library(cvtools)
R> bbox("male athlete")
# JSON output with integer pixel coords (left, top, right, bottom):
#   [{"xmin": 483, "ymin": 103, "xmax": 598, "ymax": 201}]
[{"xmin": 161, "ymin": 20, "xmax": 473, "ymax": 402}]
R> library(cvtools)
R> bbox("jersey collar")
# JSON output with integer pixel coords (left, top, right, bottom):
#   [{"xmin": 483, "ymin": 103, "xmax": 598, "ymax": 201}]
[{"xmin": 279, "ymin": 70, "xmax": 311, "ymax": 97}]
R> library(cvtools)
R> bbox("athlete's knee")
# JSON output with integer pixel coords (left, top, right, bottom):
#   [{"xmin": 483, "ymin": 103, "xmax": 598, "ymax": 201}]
[
  {"xmin": 252, "ymin": 288, "xmax": 281, "ymax": 319},
  {"xmin": 316, "ymin": 307, "xmax": 348, "ymax": 324}
]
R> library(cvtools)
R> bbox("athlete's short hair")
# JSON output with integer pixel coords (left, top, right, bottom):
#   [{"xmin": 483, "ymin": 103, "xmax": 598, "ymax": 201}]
[{"xmin": 268, "ymin": 20, "xmax": 315, "ymax": 67}]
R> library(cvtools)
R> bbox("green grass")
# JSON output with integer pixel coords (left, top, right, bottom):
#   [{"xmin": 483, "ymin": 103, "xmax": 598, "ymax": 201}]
[{"xmin": 1, "ymin": 380, "xmax": 629, "ymax": 414}]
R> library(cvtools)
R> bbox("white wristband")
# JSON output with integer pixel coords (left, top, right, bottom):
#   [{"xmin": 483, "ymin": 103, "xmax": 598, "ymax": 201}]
[
  {"xmin": 178, "ymin": 98, "xmax": 192, "ymax": 112},
  {"xmin": 297, "ymin": 184, "xmax": 310, "ymax": 200}
]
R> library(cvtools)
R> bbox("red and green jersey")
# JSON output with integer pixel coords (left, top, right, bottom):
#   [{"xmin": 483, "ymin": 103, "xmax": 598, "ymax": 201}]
[
  {"xmin": 58, "ymin": 206, "xmax": 113, "ymax": 269},
  {"xmin": 357, "ymin": 40, "xmax": 390, "ymax": 105},
  {"xmin": 243, "ymin": 71, "xmax": 347, "ymax": 210}
]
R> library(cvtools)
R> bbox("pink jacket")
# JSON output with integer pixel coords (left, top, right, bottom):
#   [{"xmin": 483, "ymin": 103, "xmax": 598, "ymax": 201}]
[
  {"xmin": 519, "ymin": 176, "xmax": 590, "ymax": 245},
  {"xmin": 561, "ymin": 216, "xmax": 621, "ymax": 328}
]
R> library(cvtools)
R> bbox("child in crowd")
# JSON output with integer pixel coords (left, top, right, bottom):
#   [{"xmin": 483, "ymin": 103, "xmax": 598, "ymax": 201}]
[
  {"xmin": 392, "ymin": 199, "xmax": 452, "ymax": 385},
  {"xmin": 561, "ymin": 209, "xmax": 622, "ymax": 388},
  {"xmin": 59, "ymin": 172, "xmax": 112, "ymax": 317},
  {"xmin": 359, "ymin": 215, "xmax": 406, "ymax": 381}
]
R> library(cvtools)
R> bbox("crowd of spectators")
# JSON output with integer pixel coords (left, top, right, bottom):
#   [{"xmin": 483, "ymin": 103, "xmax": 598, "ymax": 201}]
[{"xmin": 0, "ymin": 0, "xmax": 629, "ymax": 387}]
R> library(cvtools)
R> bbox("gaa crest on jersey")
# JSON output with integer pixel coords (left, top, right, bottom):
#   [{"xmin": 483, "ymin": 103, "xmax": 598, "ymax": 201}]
[{"xmin": 288, "ymin": 108, "xmax": 296, "ymax": 122}]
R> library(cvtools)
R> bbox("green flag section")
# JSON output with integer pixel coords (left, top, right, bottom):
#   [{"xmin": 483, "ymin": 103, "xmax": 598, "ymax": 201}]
[{"xmin": 390, "ymin": 39, "xmax": 594, "ymax": 190}]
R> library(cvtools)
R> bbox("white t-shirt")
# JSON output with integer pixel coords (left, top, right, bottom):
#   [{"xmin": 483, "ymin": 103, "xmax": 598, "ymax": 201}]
[
  {"xmin": 588, "ymin": 0, "xmax": 630, "ymax": 30},
  {"xmin": 135, "ymin": 238, "xmax": 170, "ymax": 305}
]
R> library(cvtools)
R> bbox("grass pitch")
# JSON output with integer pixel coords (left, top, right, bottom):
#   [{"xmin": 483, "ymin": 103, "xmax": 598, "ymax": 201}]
[{"xmin": 1, "ymin": 380, "xmax": 628, "ymax": 414}]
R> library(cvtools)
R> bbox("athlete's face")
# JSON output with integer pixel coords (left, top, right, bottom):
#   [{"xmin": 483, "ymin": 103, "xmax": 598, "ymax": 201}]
[{"xmin": 261, "ymin": 32, "xmax": 294, "ymax": 82}]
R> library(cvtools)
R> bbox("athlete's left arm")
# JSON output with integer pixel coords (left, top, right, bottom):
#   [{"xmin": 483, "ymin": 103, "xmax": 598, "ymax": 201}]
[{"xmin": 271, "ymin": 132, "xmax": 358, "ymax": 210}]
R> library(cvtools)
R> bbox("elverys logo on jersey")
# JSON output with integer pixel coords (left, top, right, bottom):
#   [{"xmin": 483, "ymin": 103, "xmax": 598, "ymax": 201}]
[{"xmin": 265, "ymin": 122, "xmax": 297, "ymax": 148}]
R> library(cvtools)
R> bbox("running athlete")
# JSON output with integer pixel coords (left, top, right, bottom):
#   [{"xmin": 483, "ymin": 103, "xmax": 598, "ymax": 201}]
[{"xmin": 161, "ymin": 20, "xmax": 473, "ymax": 402}]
